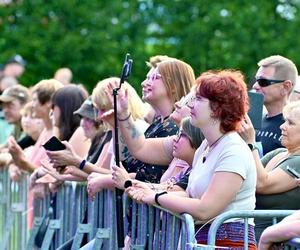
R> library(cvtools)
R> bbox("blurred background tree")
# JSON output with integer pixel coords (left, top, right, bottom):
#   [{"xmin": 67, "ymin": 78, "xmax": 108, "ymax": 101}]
[{"xmin": 0, "ymin": 0, "xmax": 299, "ymax": 93}]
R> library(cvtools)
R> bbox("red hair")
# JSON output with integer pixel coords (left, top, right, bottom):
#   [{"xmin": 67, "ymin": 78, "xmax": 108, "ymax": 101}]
[{"xmin": 196, "ymin": 70, "xmax": 249, "ymax": 133}]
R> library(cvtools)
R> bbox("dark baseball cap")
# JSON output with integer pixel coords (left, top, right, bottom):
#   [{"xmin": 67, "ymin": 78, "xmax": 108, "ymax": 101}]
[
  {"xmin": 6, "ymin": 54, "xmax": 26, "ymax": 67},
  {"xmin": 0, "ymin": 85, "xmax": 30, "ymax": 104},
  {"xmin": 73, "ymin": 97, "xmax": 97, "ymax": 121}
]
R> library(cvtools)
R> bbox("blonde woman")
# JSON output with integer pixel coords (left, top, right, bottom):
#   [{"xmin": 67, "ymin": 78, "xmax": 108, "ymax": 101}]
[{"xmin": 46, "ymin": 77, "xmax": 149, "ymax": 196}]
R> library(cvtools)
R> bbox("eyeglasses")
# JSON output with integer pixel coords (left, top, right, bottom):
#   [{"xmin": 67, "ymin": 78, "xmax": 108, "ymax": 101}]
[
  {"xmin": 174, "ymin": 130, "xmax": 190, "ymax": 143},
  {"xmin": 256, "ymin": 78, "xmax": 286, "ymax": 87},
  {"xmin": 147, "ymin": 72, "xmax": 162, "ymax": 82}
]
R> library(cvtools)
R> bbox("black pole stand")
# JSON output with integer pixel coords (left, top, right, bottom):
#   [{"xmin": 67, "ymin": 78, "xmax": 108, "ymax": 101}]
[{"xmin": 113, "ymin": 54, "xmax": 133, "ymax": 248}]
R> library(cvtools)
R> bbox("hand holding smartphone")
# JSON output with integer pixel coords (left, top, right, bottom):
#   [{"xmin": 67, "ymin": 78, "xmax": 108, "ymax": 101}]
[{"xmin": 42, "ymin": 136, "xmax": 66, "ymax": 151}]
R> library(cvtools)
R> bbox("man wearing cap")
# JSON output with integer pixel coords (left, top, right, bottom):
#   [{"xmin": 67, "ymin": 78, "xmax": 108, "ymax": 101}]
[
  {"xmin": 3, "ymin": 54, "xmax": 26, "ymax": 78},
  {"xmin": 0, "ymin": 85, "xmax": 30, "ymax": 147}
]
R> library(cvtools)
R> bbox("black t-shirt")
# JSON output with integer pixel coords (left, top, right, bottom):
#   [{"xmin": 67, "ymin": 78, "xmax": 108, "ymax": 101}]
[
  {"xmin": 255, "ymin": 113, "xmax": 285, "ymax": 155},
  {"xmin": 86, "ymin": 131, "xmax": 112, "ymax": 164},
  {"xmin": 122, "ymin": 116, "xmax": 178, "ymax": 183}
]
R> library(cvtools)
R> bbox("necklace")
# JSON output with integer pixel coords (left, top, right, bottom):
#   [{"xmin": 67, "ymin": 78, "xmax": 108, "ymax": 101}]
[{"xmin": 202, "ymin": 133, "xmax": 227, "ymax": 163}]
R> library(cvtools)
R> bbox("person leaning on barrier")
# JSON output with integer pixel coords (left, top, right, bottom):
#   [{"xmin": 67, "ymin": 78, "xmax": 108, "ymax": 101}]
[
  {"xmin": 42, "ymin": 96, "xmax": 112, "ymax": 182},
  {"xmin": 45, "ymin": 77, "xmax": 150, "ymax": 199},
  {"xmin": 109, "ymin": 58, "xmax": 194, "ymax": 192},
  {"xmin": 239, "ymin": 100, "xmax": 300, "ymax": 241},
  {"xmin": 6, "ymin": 102, "xmax": 44, "ymax": 181},
  {"xmin": 37, "ymin": 85, "xmax": 90, "ymax": 188},
  {"xmin": 258, "ymin": 210, "xmax": 300, "ymax": 250},
  {"xmin": 112, "ymin": 93, "xmax": 202, "ymax": 192},
  {"xmin": 126, "ymin": 70, "xmax": 257, "ymax": 249},
  {"xmin": 131, "ymin": 117, "xmax": 204, "ymax": 193},
  {"xmin": 44, "ymin": 97, "xmax": 112, "ymax": 249},
  {"xmin": 7, "ymin": 80, "xmax": 63, "ymax": 175}
]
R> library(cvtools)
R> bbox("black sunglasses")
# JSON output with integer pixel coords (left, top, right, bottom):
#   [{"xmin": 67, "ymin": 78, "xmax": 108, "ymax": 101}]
[{"xmin": 256, "ymin": 78, "xmax": 286, "ymax": 87}]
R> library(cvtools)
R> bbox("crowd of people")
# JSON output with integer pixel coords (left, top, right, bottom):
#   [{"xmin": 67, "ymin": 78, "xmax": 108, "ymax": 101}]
[{"xmin": 0, "ymin": 53, "xmax": 300, "ymax": 249}]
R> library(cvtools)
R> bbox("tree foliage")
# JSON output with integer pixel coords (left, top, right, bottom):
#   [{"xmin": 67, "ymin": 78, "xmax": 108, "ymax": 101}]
[{"xmin": 1, "ymin": 0, "xmax": 300, "ymax": 92}]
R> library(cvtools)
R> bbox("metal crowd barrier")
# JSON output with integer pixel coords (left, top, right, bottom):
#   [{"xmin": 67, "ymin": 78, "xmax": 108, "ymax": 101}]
[
  {"xmin": 26, "ymin": 181, "xmax": 88, "ymax": 249},
  {"xmin": 72, "ymin": 188, "xmax": 119, "ymax": 249},
  {"xmin": 286, "ymin": 237, "xmax": 300, "ymax": 249},
  {"xmin": 2, "ymin": 169, "xmax": 299, "ymax": 250},
  {"xmin": 28, "ymin": 183, "xmax": 196, "ymax": 250},
  {"xmin": 203, "ymin": 210, "xmax": 296, "ymax": 250},
  {"xmin": 129, "ymin": 200, "xmax": 196, "ymax": 250},
  {"xmin": 26, "ymin": 183, "xmax": 119, "ymax": 249},
  {"xmin": 0, "ymin": 168, "xmax": 29, "ymax": 250}
]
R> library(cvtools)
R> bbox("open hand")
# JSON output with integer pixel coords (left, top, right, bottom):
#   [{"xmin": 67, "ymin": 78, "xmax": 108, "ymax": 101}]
[
  {"xmin": 239, "ymin": 114, "xmax": 256, "ymax": 144},
  {"xmin": 126, "ymin": 180, "xmax": 156, "ymax": 205}
]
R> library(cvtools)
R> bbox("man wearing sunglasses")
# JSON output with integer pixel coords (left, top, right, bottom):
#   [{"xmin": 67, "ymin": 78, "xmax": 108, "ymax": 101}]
[{"xmin": 252, "ymin": 55, "xmax": 298, "ymax": 155}]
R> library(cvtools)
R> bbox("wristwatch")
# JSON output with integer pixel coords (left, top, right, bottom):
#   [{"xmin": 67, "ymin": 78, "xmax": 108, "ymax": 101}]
[
  {"xmin": 248, "ymin": 143, "xmax": 259, "ymax": 152},
  {"xmin": 124, "ymin": 180, "xmax": 132, "ymax": 189}
]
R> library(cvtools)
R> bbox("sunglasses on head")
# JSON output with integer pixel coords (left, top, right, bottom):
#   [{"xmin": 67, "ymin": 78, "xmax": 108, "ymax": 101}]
[{"xmin": 256, "ymin": 78, "xmax": 286, "ymax": 87}]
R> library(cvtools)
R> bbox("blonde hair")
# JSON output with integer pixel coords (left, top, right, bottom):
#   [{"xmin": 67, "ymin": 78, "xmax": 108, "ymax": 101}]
[
  {"xmin": 92, "ymin": 77, "xmax": 150, "ymax": 120},
  {"xmin": 283, "ymin": 100, "xmax": 300, "ymax": 119},
  {"xmin": 258, "ymin": 55, "xmax": 298, "ymax": 93},
  {"xmin": 32, "ymin": 79, "xmax": 64, "ymax": 104},
  {"xmin": 146, "ymin": 55, "xmax": 174, "ymax": 68},
  {"xmin": 157, "ymin": 59, "xmax": 195, "ymax": 103}
]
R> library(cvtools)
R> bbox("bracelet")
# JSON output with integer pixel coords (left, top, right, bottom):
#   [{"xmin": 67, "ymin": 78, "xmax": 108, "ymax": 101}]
[
  {"xmin": 79, "ymin": 159, "xmax": 86, "ymax": 170},
  {"xmin": 124, "ymin": 180, "xmax": 132, "ymax": 189},
  {"xmin": 118, "ymin": 112, "xmax": 131, "ymax": 122},
  {"xmin": 154, "ymin": 191, "xmax": 167, "ymax": 206}
]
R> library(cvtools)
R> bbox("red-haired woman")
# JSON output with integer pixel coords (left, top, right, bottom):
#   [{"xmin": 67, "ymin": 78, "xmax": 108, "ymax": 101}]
[{"xmin": 127, "ymin": 70, "xmax": 257, "ymax": 249}]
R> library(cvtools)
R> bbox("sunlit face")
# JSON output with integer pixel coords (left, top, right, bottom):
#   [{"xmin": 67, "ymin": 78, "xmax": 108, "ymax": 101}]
[
  {"xmin": 170, "ymin": 94, "xmax": 192, "ymax": 125},
  {"xmin": 172, "ymin": 129, "xmax": 193, "ymax": 161},
  {"xmin": 253, "ymin": 66, "xmax": 283, "ymax": 105},
  {"xmin": 21, "ymin": 113, "xmax": 44, "ymax": 138},
  {"xmin": 32, "ymin": 92, "xmax": 50, "ymax": 119},
  {"xmin": 141, "ymin": 68, "xmax": 168, "ymax": 105},
  {"xmin": 80, "ymin": 117, "xmax": 98, "ymax": 139},
  {"xmin": 2, "ymin": 99, "xmax": 23, "ymax": 124},
  {"xmin": 189, "ymin": 90, "xmax": 212, "ymax": 128},
  {"xmin": 280, "ymin": 109, "xmax": 300, "ymax": 149}
]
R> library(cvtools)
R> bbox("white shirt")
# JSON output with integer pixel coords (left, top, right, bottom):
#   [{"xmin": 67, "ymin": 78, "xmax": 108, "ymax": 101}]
[{"xmin": 187, "ymin": 132, "xmax": 256, "ymax": 222}]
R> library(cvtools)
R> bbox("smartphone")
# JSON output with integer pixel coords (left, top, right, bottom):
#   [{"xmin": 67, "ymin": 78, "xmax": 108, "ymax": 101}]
[
  {"xmin": 286, "ymin": 166, "xmax": 300, "ymax": 178},
  {"xmin": 248, "ymin": 91, "xmax": 264, "ymax": 130},
  {"xmin": 42, "ymin": 136, "xmax": 66, "ymax": 151}
]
